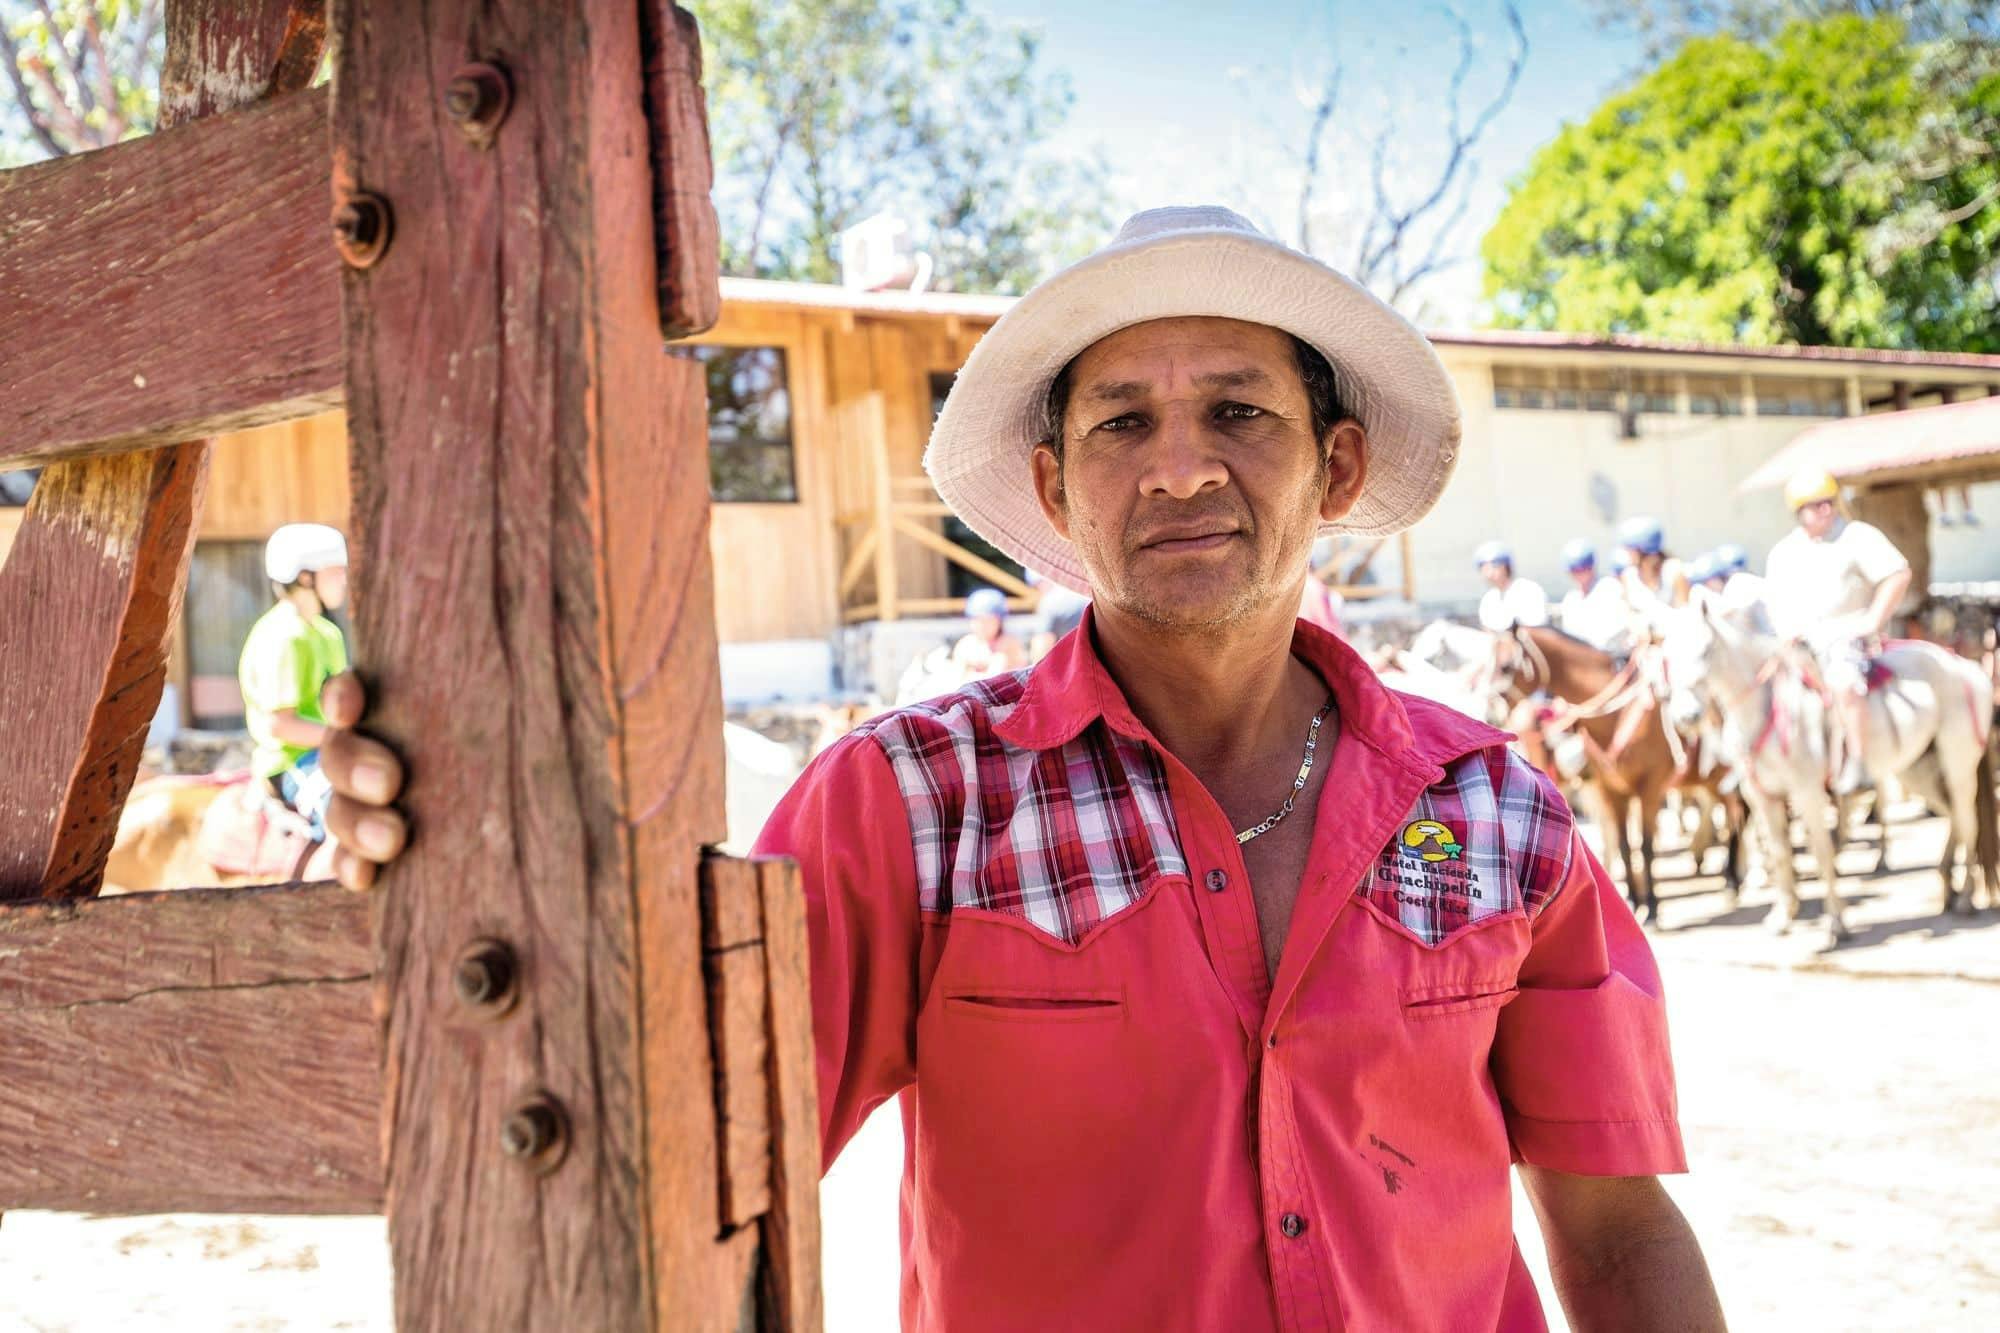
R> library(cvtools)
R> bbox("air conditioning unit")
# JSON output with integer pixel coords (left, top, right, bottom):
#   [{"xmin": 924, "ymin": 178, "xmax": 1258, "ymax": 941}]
[{"xmin": 839, "ymin": 212, "xmax": 932, "ymax": 292}]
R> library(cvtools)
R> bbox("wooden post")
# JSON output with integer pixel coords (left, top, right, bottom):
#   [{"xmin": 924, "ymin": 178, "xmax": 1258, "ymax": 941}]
[
  {"xmin": 0, "ymin": 0, "xmax": 325, "ymax": 901},
  {"xmin": 1399, "ymin": 531, "xmax": 1416, "ymax": 603},
  {"xmin": 331, "ymin": 0, "xmax": 807, "ymax": 1326},
  {"xmin": 866, "ymin": 393, "xmax": 900, "ymax": 621}
]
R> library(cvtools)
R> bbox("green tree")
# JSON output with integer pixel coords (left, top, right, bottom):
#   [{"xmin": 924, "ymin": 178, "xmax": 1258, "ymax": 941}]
[
  {"xmin": 0, "ymin": 0, "xmax": 160, "ymax": 163},
  {"xmin": 1483, "ymin": 15, "xmax": 2000, "ymax": 350},
  {"xmin": 695, "ymin": 0, "xmax": 1109, "ymax": 292}
]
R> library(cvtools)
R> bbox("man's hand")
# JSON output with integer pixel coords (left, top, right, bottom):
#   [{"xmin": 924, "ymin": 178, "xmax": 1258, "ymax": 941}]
[
  {"xmin": 315, "ymin": 671, "xmax": 409, "ymax": 891},
  {"xmin": 1521, "ymin": 1167, "xmax": 1724, "ymax": 1332}
]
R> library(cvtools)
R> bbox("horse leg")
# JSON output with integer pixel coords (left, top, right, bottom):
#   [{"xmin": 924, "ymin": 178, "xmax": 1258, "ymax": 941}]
[
  {"xmin": 1796, "ymin": 787, "xmax": 1848, "ymax": 944},
  {"xmin": 1751, "ymin": 791, "xmax": 1798, "ymax": 934},
  {"xmin": 1721, "ymin": 796, "xmax": 1743, "ymax": 907},
  {"xmin": 1637, "ymin": 789, "xmax": 1663, "ymax": 925},
  {"xmin": 1686, "ymin": 789, "xmax": 1716, "ymax": 870},
  {"xmin": 1942, "ymin": 754, "xmax": 1981, "ymax": 917},
  {"xmin": 1612, "ymin": 793, "xmax": 1650, "ymax": 926}
]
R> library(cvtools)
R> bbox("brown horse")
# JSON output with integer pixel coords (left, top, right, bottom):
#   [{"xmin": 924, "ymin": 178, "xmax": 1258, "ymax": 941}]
[{"xmin": 1491, "ymin": 625, "xmax": 1740, "ymax": 924}]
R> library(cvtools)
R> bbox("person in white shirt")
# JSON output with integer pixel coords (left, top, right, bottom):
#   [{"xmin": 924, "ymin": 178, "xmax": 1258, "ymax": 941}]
[
  {"xmin": 1709, "ymin": 543, "xmax": 1769, "ymax": 626},
  {"xmin": 1555, "ymin": 538, "xmax": 1632, "ymax": 655},
  {"xmin": 1763, "ymin": 468, "xmax": 1913, "ymax": 793},
  {"xmin": 1615, "ymin": 516, "xmax": 1689, "ymax": 641},
  {"xmin": 1473, "ymin": 540, "xmax": 1549, "ymax": 632}
]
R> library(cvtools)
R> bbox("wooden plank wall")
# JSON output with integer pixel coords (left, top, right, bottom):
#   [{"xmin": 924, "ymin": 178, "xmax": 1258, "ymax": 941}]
[{"xmin": 181, "ymin": 301, "xmax": 998, "ymax": 646}]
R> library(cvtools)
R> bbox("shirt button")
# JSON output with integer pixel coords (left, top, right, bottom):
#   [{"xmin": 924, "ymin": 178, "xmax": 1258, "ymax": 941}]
[
  {"xmin": 1266, "ymin": 1033, "xmax": 1278, "ymax": 1049},
  {"xmin": 1280, "ymin": 1212, "xmax": 1307, "ymax": 1239},
  {"xmin": 1204, "ymin": 869, "xmax": 1228, "ymax": 893}
]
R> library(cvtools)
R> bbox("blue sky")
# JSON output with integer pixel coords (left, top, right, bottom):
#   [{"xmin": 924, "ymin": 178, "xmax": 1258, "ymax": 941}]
[{"xmin": 985, "ymin": 0, "xmax": 1645, "ymax": 325}]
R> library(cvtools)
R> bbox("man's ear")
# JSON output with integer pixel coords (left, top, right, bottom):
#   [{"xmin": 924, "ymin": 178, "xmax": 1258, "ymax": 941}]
[
  {"xmin": 1031, "ymin": 444, "xmax": 1070, "ymax": 540},
  {"xmin": 1319, "ymin": 421, "xmax": 1367, "ymax": 523}
]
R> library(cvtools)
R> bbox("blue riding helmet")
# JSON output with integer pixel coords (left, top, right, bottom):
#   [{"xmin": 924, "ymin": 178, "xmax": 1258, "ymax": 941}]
[
  {"xmin": 1713, "ymin": 542, "xmax": 1748, "ymax": 575},
  {"xmin": 1472, "ymin": 539, "xmax": 1512, "ymax": 568},
  {"xmin": 964, "ymin": 587, "xmax": 1008, "ymax": 620},
  {"xmin": 1686, "ymin": 552, "xmax": 1719, "ymax": 584},
  {"xmin": 1617, "ymin": 515, "xmax": 1665, "ymax": 556},
  {"xmin": 1560, "ymin": 538, "xmax": 1596, "ymax": 571}
]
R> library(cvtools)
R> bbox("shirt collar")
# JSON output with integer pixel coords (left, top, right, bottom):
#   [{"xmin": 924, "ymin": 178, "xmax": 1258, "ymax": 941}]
[{"xmin": 995, "ymin": 605, "xmax": 1510, "ymax": 770}]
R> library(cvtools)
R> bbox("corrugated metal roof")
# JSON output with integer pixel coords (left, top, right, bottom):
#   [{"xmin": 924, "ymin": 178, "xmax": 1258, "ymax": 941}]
[
  {"xmin": 1428, "ymin": 328, "xmax": 2000, "ymax": 371},
  {"xmin": 1740, "ymin": 395, "xmax": 2000, "ymax": 491},
  {"xmin": 718, "ymin": 276, "xmax": 1014, "ymax": 320},
  {"xmin": 717, "ymin": 278, "xmax": 2000, "ymax": 374}
]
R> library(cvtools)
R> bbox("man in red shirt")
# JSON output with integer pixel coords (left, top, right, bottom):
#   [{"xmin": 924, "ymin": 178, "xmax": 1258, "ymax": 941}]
[{"xmin": 317, "ymin": 207, "xmax": 1721, "ymax": 1330}]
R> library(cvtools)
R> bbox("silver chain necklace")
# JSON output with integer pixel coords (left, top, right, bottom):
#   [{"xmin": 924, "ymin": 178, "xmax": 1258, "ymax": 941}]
[{"xmin": 1235, "ymin": 696, "xmax": 1335, "ymax": 845}]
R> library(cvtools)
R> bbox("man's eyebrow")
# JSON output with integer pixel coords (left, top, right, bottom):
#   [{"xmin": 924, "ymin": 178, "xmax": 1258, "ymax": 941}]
[{"xmin": 1076, "ymin": 366, "xmax": 1276, "ymax": 403}]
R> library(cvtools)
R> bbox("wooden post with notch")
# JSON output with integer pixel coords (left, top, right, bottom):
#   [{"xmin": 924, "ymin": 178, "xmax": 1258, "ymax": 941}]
[{"xmin": 0, "ymin": 0, "xmax": 822, "ymax": 1327}]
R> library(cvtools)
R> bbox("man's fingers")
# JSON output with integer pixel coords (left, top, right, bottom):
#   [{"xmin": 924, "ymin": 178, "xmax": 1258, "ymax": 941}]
[
  {"xmin": 320, "ymin": 670, "xmax": 368, "ymax": 730},
  {"xmin": 326, "ymin": 793, "xmax": 408, "ymax": 864},
  {"xmin": 320, "ymin": 725, "xmax": 404, "ymax": 806},
  {"xmin": 332, "ymin": 842, "xmax": 379, "ymax": 893}
]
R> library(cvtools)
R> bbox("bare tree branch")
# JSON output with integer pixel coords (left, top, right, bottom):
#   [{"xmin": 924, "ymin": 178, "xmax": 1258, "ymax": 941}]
[
  {"xmin": 1296, "ymin": 65, "xmax": 1340, "ymax": 256},
  {"xmin": 0, "ymin": 15, "xmax": 68, "ymax": 158},
  {"xmin": 30, "ymin": 0, "xmax": 96, "ymax": 120}
]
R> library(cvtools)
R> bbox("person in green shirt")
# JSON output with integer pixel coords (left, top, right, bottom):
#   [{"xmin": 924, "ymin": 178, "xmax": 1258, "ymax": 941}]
[{"xmin": 239, "ymin": 523, "xmax": 350, "ymax": 838}]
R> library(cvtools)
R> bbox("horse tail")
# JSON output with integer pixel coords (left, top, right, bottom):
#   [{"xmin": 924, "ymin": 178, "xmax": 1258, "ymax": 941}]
[{"xmin": 1975, "ymin": 744, "xmax": 1999, "ymax": 898}]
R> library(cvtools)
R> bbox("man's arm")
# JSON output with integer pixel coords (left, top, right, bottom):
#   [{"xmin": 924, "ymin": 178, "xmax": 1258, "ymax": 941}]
[
  {"xmin": 1520, "ymin": 1167, "xmax": 1724, "ymax": 1333},
  {"xmin": 1861, "ymin": 566, "xmax": 1912, "ymax": 636}
]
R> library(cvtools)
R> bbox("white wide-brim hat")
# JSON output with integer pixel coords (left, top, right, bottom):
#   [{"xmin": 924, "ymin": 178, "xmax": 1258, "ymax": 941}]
[{"xmin": 925, "ymin": 205, "xmax": 1462, "ymax": 594}]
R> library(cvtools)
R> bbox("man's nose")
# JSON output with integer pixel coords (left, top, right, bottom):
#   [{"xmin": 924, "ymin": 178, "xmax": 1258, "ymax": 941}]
[{"xmin": 1137, "ymin": 411, "xmax": 1228, "ymax": 500}]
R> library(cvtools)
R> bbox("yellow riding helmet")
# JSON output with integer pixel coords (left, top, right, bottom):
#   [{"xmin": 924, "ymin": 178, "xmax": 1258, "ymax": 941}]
[{"xmin": 1782, "ymin": 467, "xmax": 1841, "ymax": 511}]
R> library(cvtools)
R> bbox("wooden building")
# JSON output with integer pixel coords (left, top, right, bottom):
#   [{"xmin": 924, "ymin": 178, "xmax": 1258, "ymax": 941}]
[{"xmin": 7, "ymin": 280, "xmax": 2000, "ymax": 716}]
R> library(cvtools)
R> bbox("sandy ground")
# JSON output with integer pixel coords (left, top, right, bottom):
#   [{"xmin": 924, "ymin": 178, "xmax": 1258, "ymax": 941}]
[{"xmin": 3, "ymin": 806, "xmax": 1995, "ymax": 1331}]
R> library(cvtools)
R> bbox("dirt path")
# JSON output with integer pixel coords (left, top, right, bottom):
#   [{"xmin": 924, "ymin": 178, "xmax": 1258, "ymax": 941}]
[{"xmin": 3, "ymin": 812, "xmax": 1994, "ymax": 1331}]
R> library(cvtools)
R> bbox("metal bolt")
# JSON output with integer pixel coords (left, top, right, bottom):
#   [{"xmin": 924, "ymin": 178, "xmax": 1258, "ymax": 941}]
[
  {"xmin": 451, "ymin": 939, "xmax": 518, "ymax": 1016},
  {"xmin": 499, "ymin": 1095, "xmax": 567, "ymax": 1172},
  {"xmin": 444, "ymin": 61, "xmax": 512, "ymax": 145},
  {"xmin": 331, "ymin": 193, "xmax": 392, "ymax": 269}
]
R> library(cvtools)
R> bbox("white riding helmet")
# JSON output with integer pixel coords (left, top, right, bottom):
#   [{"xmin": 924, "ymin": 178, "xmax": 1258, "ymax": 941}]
[{"xmin": 265, "ymin": 523, "xmax": 349, "ymax": 584}]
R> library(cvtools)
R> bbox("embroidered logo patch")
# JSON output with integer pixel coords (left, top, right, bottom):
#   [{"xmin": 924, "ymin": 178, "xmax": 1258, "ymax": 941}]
[{"xmin": 1397, "ymin": 819, "xmax": 1464, "ymax": 863}]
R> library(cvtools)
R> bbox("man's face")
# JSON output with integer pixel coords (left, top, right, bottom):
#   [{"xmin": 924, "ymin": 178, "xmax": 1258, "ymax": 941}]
[
  {"xmin": 1029, "ymin": 317, "xmax": 1364, "ymax": 631},
  {"xmin": 1479, "ymin": 561, "xmax": 1510, "ymax": 589},
  {"xmin": 971, "ymin": 613, "xmax": 1003, "ymax": 642},
  {"xmin": 1796, "ymin": 498, "xmax": 1836, "ymax": 539},
  {"xmin": 1568, "ymin": 566, "xmax": 1593, "ymax": 591},
  {"xmin": 313, "ymin": 564, "xmax": 350, "ymax": 610}
]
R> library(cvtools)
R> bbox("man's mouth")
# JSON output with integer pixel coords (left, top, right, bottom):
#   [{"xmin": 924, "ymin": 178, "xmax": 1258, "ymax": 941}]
[{"xmin": 1138, "ymin": 526, "xmax": 1241, "ymax": 554}]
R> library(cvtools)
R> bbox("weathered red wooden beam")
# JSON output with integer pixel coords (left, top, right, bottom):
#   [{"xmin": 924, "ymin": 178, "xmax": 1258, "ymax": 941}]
[
  {"xmin": 334, "ymin": 0, "xmax": 754, "ymax": 1327},
  {"xmin": 0, "ymin": 85, "xmax": 340, "ymax": 473},
  {"xmin": 0, "ymin": 885, "xmax": 381, "ymax": 1214}
]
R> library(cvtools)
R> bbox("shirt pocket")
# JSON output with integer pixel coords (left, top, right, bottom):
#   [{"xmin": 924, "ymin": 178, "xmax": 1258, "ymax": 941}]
[
  {"xmin": 941, "ymin": 984, "xmax": 1126, "ymax": 1025},
  {"xmin": 1398, "ymin": 978, "xmax": 1520, "ymax": 1021}
]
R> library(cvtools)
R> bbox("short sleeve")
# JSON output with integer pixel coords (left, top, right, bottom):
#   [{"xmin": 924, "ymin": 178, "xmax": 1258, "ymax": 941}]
[
  {"xmin": 1850, "ymin": 522, "xmax": 1910, "ymax": 584},
  {"xmin": 752, "ymin": 731, "xmax": 924, "ymax": 1171},
  {"xmin": 256, "ymin": 631, "xmax": 314, "ymax": 715},
  {"xmin": 1491, "ymin": 828, "xmax": 1686, "ymax": 1176}
]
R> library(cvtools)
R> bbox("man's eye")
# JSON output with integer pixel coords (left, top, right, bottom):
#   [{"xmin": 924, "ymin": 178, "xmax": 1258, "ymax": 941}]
[
  {"xmin": 1096, "ymin": 414, "xmax": 1141, "ymax": 432},
  {"xmin": 1218, "ymin": 402, "xmax": 1264, "ymax": 420}
]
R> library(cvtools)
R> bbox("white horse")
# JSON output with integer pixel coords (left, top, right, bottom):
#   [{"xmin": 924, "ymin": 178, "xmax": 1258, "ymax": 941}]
[{"xmin": 1662, "ymin": 602, "xmax": 1997, "ymax": 942}]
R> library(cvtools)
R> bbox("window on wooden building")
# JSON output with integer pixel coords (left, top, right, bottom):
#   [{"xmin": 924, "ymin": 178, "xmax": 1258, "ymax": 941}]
[
  {"xmin": 1490, "ymin": 365, "xmax": 1617, "ymax": 412},
  {"xmin": 694, "ymin": 345, "xmax": 798, "ymax": 502},
  {"xmin": 1753, "ymin": 376, "xmax": 1846, "ymax": 417},
  {"xmin": 930, "ymin": 372, "xmax": 1025, "ymax": 597}
]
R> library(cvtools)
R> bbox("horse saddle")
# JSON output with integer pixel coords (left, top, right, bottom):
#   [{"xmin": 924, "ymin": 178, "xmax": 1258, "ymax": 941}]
[{"xmin": 195, "ymin": 772, "xmax": 319, "ymax": 880}]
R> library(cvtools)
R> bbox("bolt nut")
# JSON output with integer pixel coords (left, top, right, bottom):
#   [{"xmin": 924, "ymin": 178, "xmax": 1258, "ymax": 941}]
[
  {"xmin": 499, "ymin": 1095, "xmax": 568, "ymax": 1173},
  {"xmin": 331, "ymin": 192, "xmax": 392, "ymax": 269},
  {"xmin": 444, "ymin": 61, "xmax": 512, "ymax": 145},
  {"xmin": 451, "ymin": 939, "xmax": 518, "ymax": 1016}
]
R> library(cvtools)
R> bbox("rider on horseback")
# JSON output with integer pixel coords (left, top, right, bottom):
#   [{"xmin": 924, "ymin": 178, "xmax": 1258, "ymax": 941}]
[
  {"xmin": 1764, "ymin": 467, "xmax": 1912, "ymax": 795},
  {"xmin": 1473, "ymin": 539, "xmax": 1550, "ymax": 631},
  {"xmin": 1556, "ymin": 538, "xmax": 1632, "ymax": 656},
  {"xmin": 238, "ymin": 523, "xmax": 350, "ymax": 838}
]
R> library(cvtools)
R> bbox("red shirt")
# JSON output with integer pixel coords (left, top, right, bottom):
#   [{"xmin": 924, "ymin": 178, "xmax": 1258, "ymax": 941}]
[{"xmin": 755, "ymin": 615, "xmax": 1684, "ymax": 1331}]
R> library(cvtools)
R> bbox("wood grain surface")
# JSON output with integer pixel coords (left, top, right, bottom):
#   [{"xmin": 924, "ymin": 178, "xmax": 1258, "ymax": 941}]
[
  {"xmin": 0, "ymin": 87, "xmax": 338, "ymax": 472},
  {"xmin": 334, "ymin": 0, "xmax": 767, "ymax": 1325},
  {"xmin": 0, "ymin": 884, "xmax": 380, "ymax": 1214}
]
